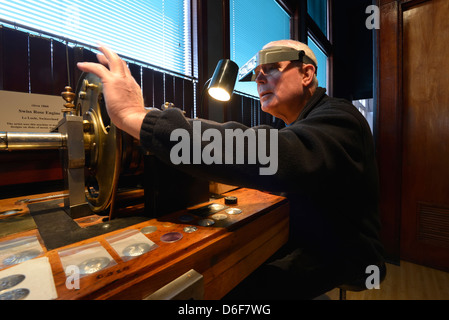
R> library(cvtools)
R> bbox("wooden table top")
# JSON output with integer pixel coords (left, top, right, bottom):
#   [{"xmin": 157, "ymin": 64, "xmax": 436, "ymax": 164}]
[{"xmin": 0, "ymin": 188, "xmax": 289, "ymax": 300}]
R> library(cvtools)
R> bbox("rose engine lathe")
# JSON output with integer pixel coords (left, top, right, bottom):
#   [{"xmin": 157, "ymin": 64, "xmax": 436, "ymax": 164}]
[{"xmin": 0, "ymin": 73, "xmax": 209, "ymax": 224}]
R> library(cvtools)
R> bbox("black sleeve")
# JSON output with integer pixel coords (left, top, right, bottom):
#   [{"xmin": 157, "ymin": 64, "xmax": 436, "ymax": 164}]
[{"xmin": 139, "ymin": 104, "xmax": 372, "ymax": 194}]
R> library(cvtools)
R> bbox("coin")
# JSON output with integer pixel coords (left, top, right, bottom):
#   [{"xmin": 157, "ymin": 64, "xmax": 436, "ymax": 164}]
[
  {"xmin": 183, "ymin": 226, "xmax": 198, "ymax": 233},
  {"xmin": 141, "ymin": 226, "xmax": 157, "ymax": 234},
  {"xmin": 208, "ymin": 203, "xmax": 225, "ymax": 211},
  {"xmin": 162, "ymin": 222, "xmax": 175, "ymax": 228},
  {"xmin": 211, "ymin": 213, "xmax": 228, "ymax": 221},
  {"xmin": 0, "ymin": 288, "xmax": 29, "ymax": 300},
  {"xmin": 78, "ymin": 257, "xmax": 111, "ymax": 275},
  {"xmin": 197, "ymin": 219, "xmax": 215, "ymax": 226},
  {"xmin": 160, "ymin": 232, "xmax": 183, "ymax": 243},
  {"xmin": 3, "ymin": 249, "xmax": 41, "ymax": 266},
  {"xmin": 122, "ymin": 243, "xmax": 152, "ymax": 257},
  {"xmin": 225, "ymin": 208, "xmax": 242, "ymax": 215},
  {"xmin": 0, "ymin": 274, "xmax": 25, "ymax": 291}
]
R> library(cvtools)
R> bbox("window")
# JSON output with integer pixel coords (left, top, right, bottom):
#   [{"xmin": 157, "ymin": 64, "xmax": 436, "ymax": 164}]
[
  {"xmin": 307, "ymin": 0, "xmax": 327, "ymax": 37},
  {"xmin": 0, "ymin": 0, "xmax": 192, "ymax": 77},
  {"xmin": 306, "ymin": 0, "xmax": 330, "ymax": 92},
  {"xmin": 230, "ymin": 0, "xmax": 290, "ymax": 97},
  {"xmin": 308, "ymin": 36, "xmax": 328, "ymax": 90}
]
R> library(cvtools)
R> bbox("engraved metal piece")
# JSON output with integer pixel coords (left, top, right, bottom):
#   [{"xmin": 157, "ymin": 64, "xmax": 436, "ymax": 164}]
[
  {"xmin": 183, "ymin": 226, "xmax": 198, "ymax": 233},
  {"xmin": 0, "ymin": 288, "xmax": 30, "ymax": 300},
  {"xmin": 160, "ymin": 232, "xmax": 183, "ymax": 243},
  {"xmin": 2, "ymin": 249, "xmax": 41, "ymax": 266},
  {"xmin": 0, "ymin": 274, "xmax": 26, "ymax": 291},
  {"xmin": 225, "ymin": 208, "xmax": 242, "ymax": 215},
  {"xmin": 78, "ymin": 257, "xmax": 111, "ymax": 275},
  {"xmin": 122, "ymin": 243, "xmax": 152, "ymax": 257},
  {"xmin": 141, "ymin": 226, "xmax": 157, "ymax": 234},
  {"xmin": 197, "ymin": 219, "xmax": 215, "ymax": 227},
  {"xmin": 211, "ymin": 213, "xmax": 228, "ymax": 221}
]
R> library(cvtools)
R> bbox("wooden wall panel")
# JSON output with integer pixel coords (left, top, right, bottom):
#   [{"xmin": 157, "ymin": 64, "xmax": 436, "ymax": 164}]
[
  {"xmin": 164, "ymin": 74, "xmax": 174, "ymax": 106},
  {"xmin": 29, "ymin": 35, "xmax": 52, "ymax": 95},
  {"xmin": 376, "ymin": 0, "xmax": 402, "ymax": 262},
  {"xmin": 153, "ymin": 71, "xmax": 164, "ymax": 108},
  {"xmin": 142, "ymin": 67, "xmax": 154, "ymax": 108},
  {"xmin": 400, "ymin": 0, "xmax": 449, "ymax": 271},
  {"xmin": 128, "ymin": 63, "xmax": 142, "ymax": 87},
  {"xmin": 174, "ymin": 77, "xmax": 184, "ymax": 110},
  {"xmin": 183, "ymin": 79, "xmax": 195, "ymax": 119},
  {"xmin": 1, "ymin": 27, "xmax": 29, "ymax": 92},
  {"xmin": 0, "ymin": 150, "xmax": 62, "ymax": 188}
]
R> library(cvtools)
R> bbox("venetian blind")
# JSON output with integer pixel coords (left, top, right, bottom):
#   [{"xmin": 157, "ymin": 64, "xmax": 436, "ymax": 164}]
[{"xmin": 0, "ymin": 0, "xmax": 192, "ymax": 77}]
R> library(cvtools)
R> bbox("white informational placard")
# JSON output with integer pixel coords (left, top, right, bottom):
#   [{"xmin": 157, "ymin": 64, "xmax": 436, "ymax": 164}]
[{"xmin": 0, "ymin": 90, "xmax": 65, "ymax": 132}]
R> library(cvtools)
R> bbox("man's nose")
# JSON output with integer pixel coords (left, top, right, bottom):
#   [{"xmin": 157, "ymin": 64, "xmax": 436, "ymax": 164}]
[{"xmin": 255, "ymin": 70, "xmax": 267, "ymax": 84}]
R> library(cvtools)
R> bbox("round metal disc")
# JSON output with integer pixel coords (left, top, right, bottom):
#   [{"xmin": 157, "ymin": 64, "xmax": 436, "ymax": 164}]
[
  {"xmin": 183, "ymin": 226, "xmax": 198, "ymax": 233},
  {"xmin": 77, "ymin": 73, "xmax": 121, "ymax": 214},
  {"xmin": 178, "ymin": 214, "xmax": 195, "ymax": 223},
  {"xmin": 208, "ymin": 203, "xmax": 225, "ymax": 211},
  {"xmin": 78, "ymin": 257, "xmax": 111, "ymax": 275},
  {"xmin": 122, "ymin": 243, "xmax": 152, "ymax": 257},
  {"xmin": 0, "ymin": 274, "xmax": 26, "ymax": 291},
  {"xmin": 211, "ymin": 213, "xmax": 228, "ymax": 221},
  {"xmin": 3, "ymin": 249, "xmax": 41, "ymax": 266},
  {"xmin": 225, "ymin": 208, "xmax": 242, "ymax": 215},
  {"xmin": 160, "ymin": 232, "xmax": 183, "ymax": 243},
  {"xmin": 0, "ymin": 288, "xmax": 29, "ymax": 300},
  {"xmin": 141, "ymin": 226, "xmax": 157, "ymax": 234},
  {"xmin": 197, "ymin": 219, "xmax": 215, "ymax": 227}
]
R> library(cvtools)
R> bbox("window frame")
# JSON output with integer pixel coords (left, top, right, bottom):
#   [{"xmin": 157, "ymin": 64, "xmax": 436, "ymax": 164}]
[{"xmin": 305, "ymin": 0, "xmax": 333, "ymax": 95}]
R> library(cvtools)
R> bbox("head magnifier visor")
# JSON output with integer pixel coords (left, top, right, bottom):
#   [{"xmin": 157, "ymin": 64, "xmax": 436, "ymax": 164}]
[{"xmin": 238, "ymin": 46, "xmax": 317, "ymax": 82}]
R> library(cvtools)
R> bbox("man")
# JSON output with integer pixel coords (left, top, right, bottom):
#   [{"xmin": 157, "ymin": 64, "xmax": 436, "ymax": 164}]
[{"xmin": 78, "ymin": 40, "xmax": 385, "ymax": 299}]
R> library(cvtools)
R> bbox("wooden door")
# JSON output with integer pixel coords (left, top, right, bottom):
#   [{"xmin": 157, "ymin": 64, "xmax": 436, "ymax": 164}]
[{"xmin": 400, "ymin": 0, "xmax": 449, "ymax": 270}]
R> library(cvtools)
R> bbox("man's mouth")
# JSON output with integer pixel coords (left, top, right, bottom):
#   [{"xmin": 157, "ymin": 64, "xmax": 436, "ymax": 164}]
[{"xmin": 259, "ymin": 91, "xmax": 272, "ymax": 99}]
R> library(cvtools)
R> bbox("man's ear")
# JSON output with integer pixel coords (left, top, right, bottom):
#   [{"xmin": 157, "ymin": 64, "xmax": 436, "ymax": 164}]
[{"xmin": 301, "ymin": 64, "xmax": 316, "ymax": 87}]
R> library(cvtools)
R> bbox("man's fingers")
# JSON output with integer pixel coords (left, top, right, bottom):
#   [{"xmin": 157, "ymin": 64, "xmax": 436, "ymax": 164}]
[
  {"xmin": 98, "ymin": 46, "xmax": 125, "ymax": 75},
  {"xmin": 97, "ymin": 53, "xmax": 109, "ymax": 67},
  {"xmin": 123, "ymin": 60, "xmax": 132, "ymax": 77},
  {"xmin": 77, "ymin": 61, "xmax": 110, "ymax": 80}
]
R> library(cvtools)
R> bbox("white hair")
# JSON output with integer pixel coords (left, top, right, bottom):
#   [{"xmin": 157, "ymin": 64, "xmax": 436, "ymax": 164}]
[{"xmin": 263, "ymin": 39, "xmax": 319, "ymax": 88}]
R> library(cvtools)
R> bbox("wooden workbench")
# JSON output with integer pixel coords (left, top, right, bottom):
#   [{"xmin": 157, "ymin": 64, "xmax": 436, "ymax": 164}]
[{"xmin": 0, "ymin": 188, "xmax": 289, "ymax": 300}]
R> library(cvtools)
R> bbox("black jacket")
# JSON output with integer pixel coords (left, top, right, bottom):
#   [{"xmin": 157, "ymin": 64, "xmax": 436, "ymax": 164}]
[{"xmin": 140, "ymin": 87, "xmax": 384, "ymax": 268}]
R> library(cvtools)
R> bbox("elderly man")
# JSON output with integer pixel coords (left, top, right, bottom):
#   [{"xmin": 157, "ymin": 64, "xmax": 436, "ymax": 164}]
[{"xmin": 78, "ymin": 39, "xmax": 385, "ymax": 299}]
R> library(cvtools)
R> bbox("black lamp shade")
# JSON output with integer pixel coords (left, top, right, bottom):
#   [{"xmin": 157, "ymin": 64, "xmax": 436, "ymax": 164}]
[{"xmin": 207, "ymin": 59, "xmax": 239, "ymax": 101}]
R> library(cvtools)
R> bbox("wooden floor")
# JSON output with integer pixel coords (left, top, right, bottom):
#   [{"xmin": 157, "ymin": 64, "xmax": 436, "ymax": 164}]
[{"xmin": 324, "ymin": 260, "xmax": 449, "ymax": 300}]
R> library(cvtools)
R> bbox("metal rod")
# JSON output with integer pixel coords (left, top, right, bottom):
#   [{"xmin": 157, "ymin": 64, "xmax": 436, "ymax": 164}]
[
  {"xmin": 0, "ymin": 132, "xmax": 65, "ymax": 151},
  {"xmin": 14, "ymin": 193, "xmax": 69, "ymax": 205}
]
